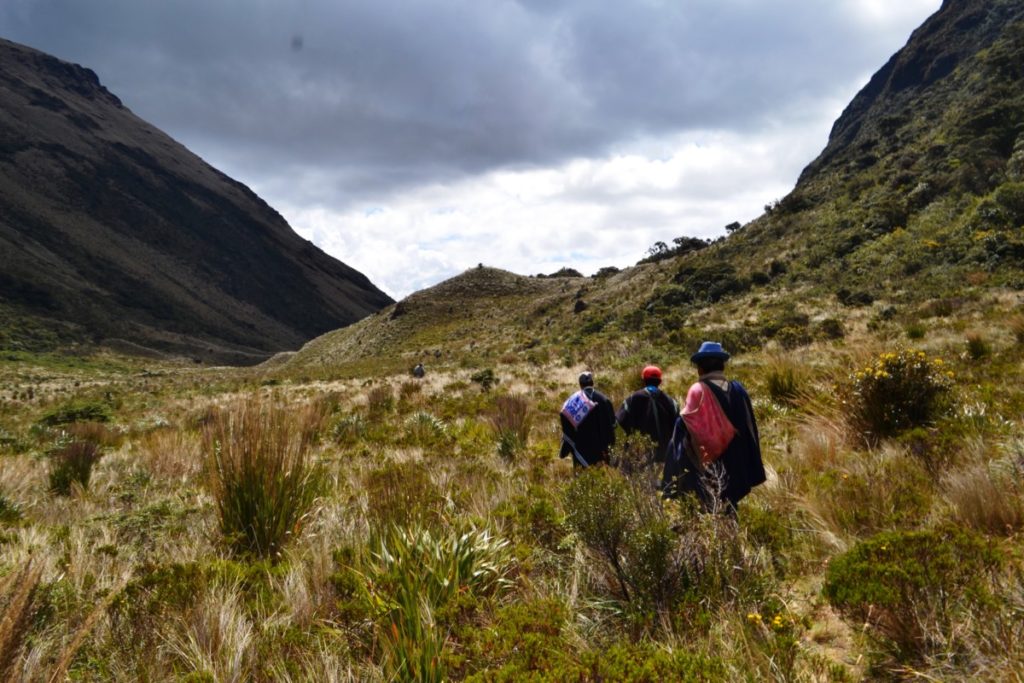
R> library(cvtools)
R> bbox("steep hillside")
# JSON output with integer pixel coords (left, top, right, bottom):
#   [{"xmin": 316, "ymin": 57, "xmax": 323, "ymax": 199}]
[
  {"xmin": 279, "ymin": 0, "xmax": 1024, "ymax": 375},
  {"xmin": 0, "ymin": 38, "xmax": 392, "ymax": 363}
]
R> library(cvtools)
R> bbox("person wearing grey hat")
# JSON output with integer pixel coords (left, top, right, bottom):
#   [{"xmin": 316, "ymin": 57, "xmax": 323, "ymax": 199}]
[
  {"xmin": 559, "ymin": 371, "xmax": 616, "ymax": 468},
  {"xmin": 662, "ymin": 341, "xmax": 766, "ymax": 510}
]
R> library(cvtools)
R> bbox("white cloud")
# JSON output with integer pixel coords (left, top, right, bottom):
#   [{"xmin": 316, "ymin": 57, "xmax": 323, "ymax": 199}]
[{"xmin": 270, "ymin": 120, "xmax": 830, "ymax": 299}]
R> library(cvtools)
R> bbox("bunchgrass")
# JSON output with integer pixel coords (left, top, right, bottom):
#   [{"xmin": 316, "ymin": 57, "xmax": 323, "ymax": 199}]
[
  {"xmin": 48, "ymin": 437, "xmax": 103, "ymax": 495},
  {"xmin": 489, "ymin": 394, "xmax": 531, "ymax": 460},
  {"xmin": 203, "ymin": 398, "xmax": 326, "ymax": 559}
]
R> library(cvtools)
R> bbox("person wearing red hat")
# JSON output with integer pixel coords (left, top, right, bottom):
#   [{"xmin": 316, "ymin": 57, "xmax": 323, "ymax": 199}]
[{"xmin": 615, "ymin": 364, "xmax": 679, "ymax": 463}]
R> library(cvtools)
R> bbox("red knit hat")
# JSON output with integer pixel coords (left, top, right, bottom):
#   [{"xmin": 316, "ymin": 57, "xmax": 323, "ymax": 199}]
[{"xmin": 641, "ymin": 365, "xmax": 662, "ymax": 382}]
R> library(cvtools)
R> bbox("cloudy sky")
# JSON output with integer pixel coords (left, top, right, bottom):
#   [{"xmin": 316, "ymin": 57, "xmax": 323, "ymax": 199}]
[{"xmin": 1, "ymin": 0, "xmax": 941, "ymax": 299}]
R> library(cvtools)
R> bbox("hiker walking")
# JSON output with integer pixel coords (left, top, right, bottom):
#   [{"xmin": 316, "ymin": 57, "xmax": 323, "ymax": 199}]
[
  {"xmin": 662, "ymin": 342, "xmax": 766, "ymax": 511},
  {"xmin": 559, "ymin": 371, "xmax": 616, "ymax": 468},
  {"xmin": 616, "ymin": 365, "xmax": 679, "ymax": 462}
]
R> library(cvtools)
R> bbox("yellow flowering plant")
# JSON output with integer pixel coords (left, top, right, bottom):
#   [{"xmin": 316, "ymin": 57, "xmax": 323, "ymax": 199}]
[{"xmin": 843, "ymin": 348, "xmax": 953, "ymax": 439}]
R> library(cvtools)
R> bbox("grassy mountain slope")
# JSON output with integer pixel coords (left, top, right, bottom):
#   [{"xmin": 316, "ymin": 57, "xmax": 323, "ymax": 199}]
[
  {"xmin": 280, "ymin": 0, "xmax": 1024, "ymax": 377},
  {"xmin": 0, "ymin": 38, "xmax": 393, "ymax": 363}
]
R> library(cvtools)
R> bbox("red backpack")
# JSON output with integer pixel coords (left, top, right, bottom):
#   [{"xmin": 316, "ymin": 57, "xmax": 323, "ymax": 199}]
[{"xmin": 681, "ymin": 382, "xmax": 736, "ymax": 466}]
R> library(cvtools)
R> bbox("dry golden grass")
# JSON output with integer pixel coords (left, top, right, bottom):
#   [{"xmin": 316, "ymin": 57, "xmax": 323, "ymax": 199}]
[
  {"xmin": 944, "ymin": 459, "xmax": 1024, "ymax": 535},
  {"xmin": 0, "ymin": 561, "xmax": 43, "ymax": 680}
]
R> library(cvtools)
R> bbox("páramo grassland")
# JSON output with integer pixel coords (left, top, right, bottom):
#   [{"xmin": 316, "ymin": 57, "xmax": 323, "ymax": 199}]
[{"xmin": 1, "ymin": 281, "xmax": 1023, "ymax": 681}]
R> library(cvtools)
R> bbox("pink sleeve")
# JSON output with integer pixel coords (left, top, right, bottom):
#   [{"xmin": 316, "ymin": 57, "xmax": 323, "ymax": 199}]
[{"xmin": 681, "ymin": 382, "xmax": 703, "ymax": 416}]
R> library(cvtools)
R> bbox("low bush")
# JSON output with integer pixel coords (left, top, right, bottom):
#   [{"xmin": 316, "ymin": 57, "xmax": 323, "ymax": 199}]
[
  {"xmin": 0, "ymin": 492, "xmax": 21, "ymax": 524},
  {"xmin": 203, "ymin": 398, "xmax": 325, "ymax": 559},
  {"xmin": 564, "ymin": 467, "xmax": 769, "ymax": 616},
  {"xmin": 816, "ymin": 317, "xmax": 846, "ymax": 340},
  {"xmin": 905, "ymin": 322, "xmax": 927, "ymax": 339},
  {"xmin": 48, "ymin": 438, "xmax": 103, "ymax": 495},
  {"xmin": 470, "ymin": 368, "xmax": 498, "ymax": 391},
  {"xmin": 37, "ymin": 399, "xmax": 112, "ymax": 427},
  {"xmin": 823, "ymin": 526, "xmax": 1003, "ymax": 659},
  {"xmin": 842, "ymin": 349, "xmax": 953, "ymax": 440}
]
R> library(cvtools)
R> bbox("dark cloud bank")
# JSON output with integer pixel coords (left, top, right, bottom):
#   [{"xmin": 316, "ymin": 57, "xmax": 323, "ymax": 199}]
[{"xmin": 0, "ymin": 0, "xmax": 940, "ymax": 208}]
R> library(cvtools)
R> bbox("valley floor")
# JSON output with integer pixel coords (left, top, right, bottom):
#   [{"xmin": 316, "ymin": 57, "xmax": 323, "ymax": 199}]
[{"xmin": 0, "ymin": 303, "xmax": 1023, "ymax": 681}]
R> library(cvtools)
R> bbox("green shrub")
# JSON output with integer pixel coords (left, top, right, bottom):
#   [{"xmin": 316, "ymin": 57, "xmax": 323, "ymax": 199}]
[
  {"xmin": 905, "ymin": 322, "xmax": 927, "ymax": 339},
  {"xmin": 47, "ymin": 438, "xmax": 103, "ymax": 495},
  {"xmin": 329, "ymin": 413, "xmax": 366, "ymax": 446},
  {"xmin": 37, "ymin": 399, "xmax": 112, "ymax": 427},
  {"xmin": 564, "ymin": 467, "xmax": 767, "ymax": 615},
  {"xmin": 203, "ymin": 398, "xmax": 325, "ymax": 559},
  {"xmin": 823, "ymin": 526, "xmax": 1003, "ymax": 658},
  {"xmin": 816, "ymin": 317, "xmax": 846, "ymax": 341},
  {"xmin": 470, "ymin": 368, "xmax": 498, "ymax": 391},
  {"xmin": 468, "ymin": 640, "xmax": 728, "ymax": 682},
  {"xmin": 843, "ymin": 349, "xmax": 953, "ymax": 439}
]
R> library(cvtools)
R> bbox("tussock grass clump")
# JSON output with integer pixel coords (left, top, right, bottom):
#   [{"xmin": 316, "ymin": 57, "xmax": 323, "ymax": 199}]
[
  {"xmin": 364, "ymin": 460, "xmax": 445, "ymax": 530},
  {"xmin": 489, "ymin": 394, "xmax": 531, "ymax": 460},
  {"xmin": 0, "ymin": 493, "xmax": 21, "ymax": 524},
  {"xmin": 965, "ymin": 332, "xmax": 991, "ymax": 360},
  {"xmin": 329, "ymin": 413, "xmax": 366, "ymax": 446},
  {"xmin": 1011, "ymin": 315, "xmax": 1024, "ymax": 344},
  {"xmin": 402, "ymin": 411, "xmax": 449, "ymax": 447},
  {"xmin": 37, "ymin": 398, "xmax": 113, "ymax": 427},
  {"xmin": 763, "ymin": 357, "xmax": 807, "ymax": 405},
  {"xmin": 366, "ymin": 385, "xmax": 394, "ymax": 416},
  {"xmin": 48, "ymin": 437, "xmax": 103, "ymax": 495},
  {"xmin": 945, "ymin": 459, "xmax": 1024, "ymax": 535},
  {"xmin": 203, "ymin": 398, "xmax": 325, "ymax": 559},
  {"xmin": 843, "ymin": 349, "xmax": 953, "ymax": 440},
  {"xmin": 357, "ymin": 525, "xmax": 514, "ymax": 682},
  {"xmin": 0, "ymin": 561, "xmax": 43, "ymax": 680},
  {"xmin": 823, "ymin": 526, "xmax": 1003, "ymax": 660}
]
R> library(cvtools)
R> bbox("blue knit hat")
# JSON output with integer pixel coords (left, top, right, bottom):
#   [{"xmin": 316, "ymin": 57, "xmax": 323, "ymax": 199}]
[{"xmin": 690, "ymin": 341, "xmax": 730, "ymax": 363}]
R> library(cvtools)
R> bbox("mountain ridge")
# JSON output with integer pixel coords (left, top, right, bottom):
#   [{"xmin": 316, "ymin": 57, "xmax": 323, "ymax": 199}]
[{"xmin": 0, "ymin": 38, "xmax": 392, "ymax": 363}]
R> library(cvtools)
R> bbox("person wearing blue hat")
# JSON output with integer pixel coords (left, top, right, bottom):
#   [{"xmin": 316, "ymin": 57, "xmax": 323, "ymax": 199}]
[
  {"xmin": 662, "ymin": 341, "xmax": 766, "ymax": 510},
  {"xmin": 559, "ymin": 371, "xmax": 617, "ymax": 468}
]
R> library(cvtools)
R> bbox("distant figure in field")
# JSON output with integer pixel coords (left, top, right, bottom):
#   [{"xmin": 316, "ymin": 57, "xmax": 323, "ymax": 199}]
[
  {"xmin": 662, "ymin": 341, "xmax": 766, "ymax": 511},
  {"xmin": 559, "ymin": 371, "xmax": 616, "ymax": 468},
  {"xmin": 616, "ymin": 365, "xmax": 679, "ymax": 462},
  {"xmin": 411, "ymin": 363, "xmax": 425, "ymax": 378}
]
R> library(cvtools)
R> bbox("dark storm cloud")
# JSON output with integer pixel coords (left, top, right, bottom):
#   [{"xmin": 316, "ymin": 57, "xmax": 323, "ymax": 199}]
[{"xmin": 0, "ymin": 0, "xmax": 937, "ymax": 207}]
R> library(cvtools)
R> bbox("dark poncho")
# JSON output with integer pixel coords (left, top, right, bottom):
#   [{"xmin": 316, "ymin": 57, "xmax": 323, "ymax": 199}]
[{"xmin": 662, "ymin": 379, "xmax": 766, "ymax": 507}]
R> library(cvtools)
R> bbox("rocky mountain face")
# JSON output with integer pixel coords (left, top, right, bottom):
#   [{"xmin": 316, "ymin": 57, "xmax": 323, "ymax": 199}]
[
  {"xmin": 646, "ymin": 0, "xmax": 1024, "ymax": 315},
  {"xmin": 0, "ymin": 38, "xmax": 392, "ymax": 363}
]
